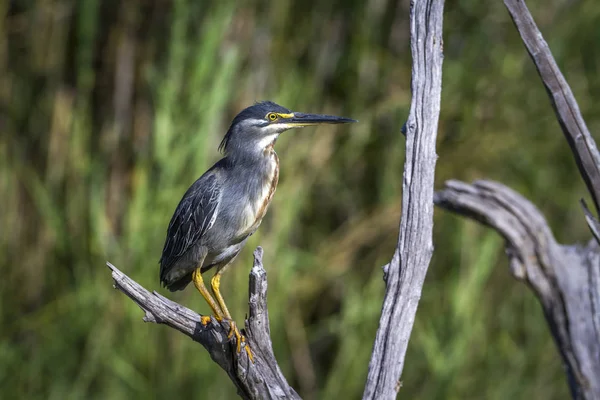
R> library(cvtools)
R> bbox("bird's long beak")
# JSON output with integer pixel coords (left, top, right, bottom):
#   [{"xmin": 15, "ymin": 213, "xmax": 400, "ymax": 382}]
[{"xmin": 283, "ymin": 112, "xmax": 357, "ymax": 127}]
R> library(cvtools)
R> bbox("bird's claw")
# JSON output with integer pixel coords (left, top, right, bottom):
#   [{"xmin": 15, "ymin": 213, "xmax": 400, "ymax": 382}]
[
  {"xmin": 244, "ymin": 344, "xmax": 254, "ymax": 363},
  {"xmin": 226, "ymin": 320, "xmax": 254, "ymax": 363},
  {"xmin": 200, "ymin": 315, "xmax": 212, "ymax": 325},
  {"xmin": 226, "ymin": 320, "xmax": 236, "ymax": 340}
]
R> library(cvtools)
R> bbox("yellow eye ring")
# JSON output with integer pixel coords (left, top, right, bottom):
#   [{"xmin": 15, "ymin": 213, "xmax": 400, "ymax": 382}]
[{"xmin": 267, "ymin": 113, "xmax": 278, "ymax": 121}]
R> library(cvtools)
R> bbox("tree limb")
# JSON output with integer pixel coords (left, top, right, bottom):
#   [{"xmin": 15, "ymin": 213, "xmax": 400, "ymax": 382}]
[
  {"xmin": 435, "ymin": 180, "xmax": 600, "ymax": 400},
  {"xmin": 581, "ymin": 199, "xmax": 600, "ymax": 245},
  {"xmin": 362, "ymin": 1, "xmax": 445, "ymax": 399},
  {"xmin": 434, "ymin": 4, "xmax": 600, "ymax": 397},
  {"xmin": 107, "ymin": 247, "xmax": 300, "ymax": 400},
  {"xmin": 504, "ymin": 0, "xmax": 600, "ymax": 222}
]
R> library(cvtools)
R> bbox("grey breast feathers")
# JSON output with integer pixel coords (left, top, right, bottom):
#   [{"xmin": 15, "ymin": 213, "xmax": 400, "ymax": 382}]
[{"xmin": 159, "ymin": 172, "xmax": 221, "ymax": 287}]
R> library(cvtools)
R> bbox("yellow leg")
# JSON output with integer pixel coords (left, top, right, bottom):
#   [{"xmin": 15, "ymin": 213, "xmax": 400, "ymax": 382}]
[
  {"xmin": 192, "ymin": 268, "xmax": 224, "ymax": 324},
  {"xmin": 210, "ymin": 273, "xmax": 232, "ymax": 320},
  {"xmin": 211, "ymin": 269, "xmax": 254, "ymax": 362}
]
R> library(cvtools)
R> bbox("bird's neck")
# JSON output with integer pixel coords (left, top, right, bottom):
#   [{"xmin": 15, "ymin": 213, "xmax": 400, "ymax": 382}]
[
  {"xmin": 262, "ymin": 139, "xmax": 277, "ymax": 156},
  {"xmin": 228, "ymin": 139, "xmax": 278, "ymax": 166}
]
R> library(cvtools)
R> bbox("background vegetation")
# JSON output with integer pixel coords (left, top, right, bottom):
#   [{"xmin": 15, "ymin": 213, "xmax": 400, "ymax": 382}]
[{"xmin": 2, "ymin": 0, "xmax": 598, "ymax": 398}]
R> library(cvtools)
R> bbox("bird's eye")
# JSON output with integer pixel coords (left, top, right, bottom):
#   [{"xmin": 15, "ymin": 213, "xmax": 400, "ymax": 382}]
[{"xmin": 267, "ymin": 113, "xmax": 278, "ymax": 121}]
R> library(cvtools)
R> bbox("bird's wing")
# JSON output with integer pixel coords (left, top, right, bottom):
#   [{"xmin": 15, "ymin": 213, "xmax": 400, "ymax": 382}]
[{"xmin": 159, "ymin": 172, "xmax": 221, "ymax": 274}]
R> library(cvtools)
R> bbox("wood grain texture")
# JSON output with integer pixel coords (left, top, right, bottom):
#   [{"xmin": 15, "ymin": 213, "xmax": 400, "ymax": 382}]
[
  {"xmin": 504, "ymin": 0, "xmax": 600, "ymax": 220},
  {"xmin": 362, "ymin": 1, "xmax": 445, "ymax": 399},
  {"xmin": 435, "ymin": 180, "xmax": 600, "ymax": 399},
  {"xmin": 107, "ymin": 247, "xmax": 300, "ymax": 400}
]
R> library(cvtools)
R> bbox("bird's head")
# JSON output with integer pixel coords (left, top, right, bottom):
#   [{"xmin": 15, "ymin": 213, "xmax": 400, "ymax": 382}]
[{"xmin": 219, "ymin": 101, "xmax": 356, "ymax": 158}]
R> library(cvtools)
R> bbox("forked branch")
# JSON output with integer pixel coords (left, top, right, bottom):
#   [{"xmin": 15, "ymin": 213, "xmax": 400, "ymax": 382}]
[
  {"xmin": 107, "ymin": 247, "xmax": 300, "ymax": 400},
  {"xmin": 434, "ymin": 3, "xmax": 600, "ymax": 399}
]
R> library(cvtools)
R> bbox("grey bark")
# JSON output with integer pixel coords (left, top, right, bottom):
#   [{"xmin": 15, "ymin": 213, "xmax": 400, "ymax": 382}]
[
  {"xmin": 107, "ymin": 247, "xmax": 301, "ymax": 400},
  {"xmin": 504, "ymin": 0, "xmax": 600, "ymax": 224},
  {"xmin": 435, "ymin": 181, "xmax": 600, "ymax": 400},
  {"xmin": 434, "ymin": 1, "xmax": 600, "ymax": 399},
  {"xmin": 362, "ymin": 1, "xmax": 445, "ymax": 399}
]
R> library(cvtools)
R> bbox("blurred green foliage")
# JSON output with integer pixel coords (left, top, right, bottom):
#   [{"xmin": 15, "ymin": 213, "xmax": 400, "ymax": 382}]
[{"xmin": 1, "ymin": 0, "xmax": 598, "ymax": 398}]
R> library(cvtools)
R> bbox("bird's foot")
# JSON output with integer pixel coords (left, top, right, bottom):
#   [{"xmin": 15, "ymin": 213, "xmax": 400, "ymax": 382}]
[
  {"xmin": 200, "ymin": 315, "xmax": 212, "ymax": 325},
  {"xmin": 226, "ymin": 320, "xmax": 254, "ymax": 363}
]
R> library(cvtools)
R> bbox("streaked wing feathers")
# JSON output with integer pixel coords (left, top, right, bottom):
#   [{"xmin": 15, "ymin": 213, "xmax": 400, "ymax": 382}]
[{"xmin": 159, "ymin": 173, "xmax": 221, "ymax": 276}]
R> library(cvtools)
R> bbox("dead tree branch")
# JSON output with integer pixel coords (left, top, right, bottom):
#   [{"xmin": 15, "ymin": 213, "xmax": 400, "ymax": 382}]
[
  {"xmin": 435, "ymin": 180, "xmax": 600, "ymax": 399},
  {"xmin": 434, "ymin": 2, "xmax": 600, "ymax": 399},
  {"xmin": 362, "ymin": 1, "xmax": 445, "ymax": 399},
  {"xmin": 435, "ymin": 2, "xmax": 600, "ymax": 398},
  {"xmin": 504, "ymin": 0, "xmax": 600, "ymax": 222},
  {"xmin": 107, "ymin": 247, "xmax": 300, "ymax": 400}
]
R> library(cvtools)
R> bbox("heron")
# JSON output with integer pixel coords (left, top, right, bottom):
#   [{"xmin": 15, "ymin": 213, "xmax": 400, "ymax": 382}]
[{"xmin": 159, "ymin": 101, "xmax": 356, "ymax": 360}]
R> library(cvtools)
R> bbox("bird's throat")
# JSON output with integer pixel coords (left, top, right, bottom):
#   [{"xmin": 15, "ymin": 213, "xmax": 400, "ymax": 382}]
[
  {"xmin": 262, "ymin": 138, "xmax": 277, "ymax": 155},
  {"xmin": 256, "ymin": 133, "xmax": 278, "ymax": 155}
]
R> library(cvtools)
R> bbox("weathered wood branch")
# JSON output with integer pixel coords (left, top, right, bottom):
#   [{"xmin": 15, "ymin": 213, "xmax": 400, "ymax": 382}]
[
  {"xmin": 435, "ymin": 180, "xmax": 600, "ymax": 399},
  {"xmin": 582, "ymin": 199, "xmax": 600, "ymax": 245},
  {"xmin": 435, "ymin": 3, "xmax": 600, "ymax": 398},
  {"xmin": 107, "ymin": 247, "xmax": 300, "ymax": 400},
  {"xmin": 362, "ymin": 1, "xmax": 445, "ymax": 399},
  {"xmin": 504, "ymin": 0, "xmax": 600, "ymax": 223}
]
